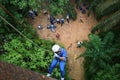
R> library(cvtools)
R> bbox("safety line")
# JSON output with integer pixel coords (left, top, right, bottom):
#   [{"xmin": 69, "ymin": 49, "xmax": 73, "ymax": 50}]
[
  {"xmin": 0, "ymin": 15, "xmax": 40, "ymax": 48},
  {"xmin": 0, "ymin": 15, "xmax": 54, "ymax": 53}
]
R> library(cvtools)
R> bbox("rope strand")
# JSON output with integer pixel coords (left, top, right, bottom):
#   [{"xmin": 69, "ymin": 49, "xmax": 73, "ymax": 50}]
[
  {"xmin": 0, "ymin": 15, "xmax": 39, "ymax": 48},
  {"xmin": 0, "ymin": 15, "xmax": 53, "ymax": 52}
]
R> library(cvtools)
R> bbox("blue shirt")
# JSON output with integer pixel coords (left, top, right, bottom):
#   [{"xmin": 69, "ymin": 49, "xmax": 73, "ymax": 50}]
[
  {"xmin": 61, "ymin": 18, "xmax": 64, "ymax": 23},
  {"xmin": 56, "ymin": 48, "xmax": 67, "ymax": 61}
]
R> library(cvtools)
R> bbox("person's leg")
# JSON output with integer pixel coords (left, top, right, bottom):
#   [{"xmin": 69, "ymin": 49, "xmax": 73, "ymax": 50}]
[
  {"xmin": 31, "ymin": 14, "xmax": 34, "ymax": 19},
  {"xmin": 51, "ymin": 28, "xmax": 55, "ymax": 32},
  {"xmin": 50, "ymin": 20, "xmax": 52, "ymax": 24},
  {"xmin": 59, "ymin": 61, "xmax": 66, "ymax": 79},
  {"xmin": 52, "ymin": 20, "xmax": 54, "ymax": 25},
  {"xmin": 47, "ymin": 58, "xmax": 58, "ymax": 76},
  {"xmin": 67, "ymin": 19, "xmax": 69, "ymax": 23},
  {"xmin": 29, "ymin": 13, "xmax": 34, "ymax": 19},
  {"xmin": 61, "ymin": 21, "xmax": 64, "ymax": 26},
  {"xmin": 63, "ymin": 21, "xmax": 64, "ymax": 25},
  {"xmin": 58, "ymin": 21, "xmax": 60, "ymax": 24}
]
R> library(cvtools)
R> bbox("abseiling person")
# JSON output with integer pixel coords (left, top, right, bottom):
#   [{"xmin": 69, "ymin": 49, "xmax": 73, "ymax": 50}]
[{"xmin": 47, "ymin": 44, "xmax": 67, "ymax": 80}]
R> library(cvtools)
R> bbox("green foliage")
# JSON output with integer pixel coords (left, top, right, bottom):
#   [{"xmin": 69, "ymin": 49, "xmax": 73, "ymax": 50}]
[
  {"xmin": 91, "ymin": 12, "xmax": 120, "ymax": 33},
  {"xmin": 103, "ymin": 32, "xmax": 114, "ymax": 45},
  {"xmin": 28, "ymin": 0, "xmax": 41, "ymax": 10},
  {"xmin": 95, "ymin": 64, "xmax": 120, "ymax": 80},
  {"xmin": 45, "ymin": 0, "xmax": 77, "ymax": 20},
  {"xmin": 78, "ymin": 33, "xmax": 120, "ymax": 80},
  {"xmin": 0, "ymin": 37, "xmax": 71, "ymax": 79},
  {"xmin": 49, "ymin": 3, "xmax": 64, "ymax": 16},
  {"xmin": 0, "ymin": 0, "xmax": 42, "ymax": 18},
  {"xmin": 95, "ymin": 0, "xmax": 120, "ymax": 20},
  {"xmin": 0, "ymin": 38, "xmax": 54, "ymax": 73},
  {"xmin": 52, "ymin": 68, "xmax": 61, "ymax": 79},
  {"xmin": 0, "ymin": 8, "xmax": 10, "ymax": 32},
  {"xmin": 0, "ymin": 51, "xmax": 23, "ymax": 65},
  {"xmin": 88, "ymin": 0, "xmax": 103, "ymax": 16},
  {"xmin": 65, "ymin": 3, "xmax": 77, "ymax": 20},
  {"xmin": 0, "ymin": 0, "xmax": 71, "ymax": 79},
  {"xmin": 48, "ymin": 0, "xmax": 68, "ymax": 16},
  {"xmin": 0, "ymin": 1, "xmax": 73, "ymax": 80},
  {"xmin": 75, "ymin": 0, "xmax": 82, "ymax": 9},
  {"xmin": 11, "ymin": 0, "xmax": 27, "ymax": 9},
  {"xmin": 89, "ymin": 34, "xmax": 102, "ymax": 51},
  {"xmin": 87, "ymin": 1, "xmax": 120, "ymax": 79},
  {"xmin": 9, "ymin": 0, "xmax": 41, "ymax": 10}
]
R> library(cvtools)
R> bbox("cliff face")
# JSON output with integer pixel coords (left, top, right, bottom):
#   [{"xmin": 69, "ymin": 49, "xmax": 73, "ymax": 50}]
[{"xmin": 0, "ymin": 61, "xmax": 57, "ymax": 80}]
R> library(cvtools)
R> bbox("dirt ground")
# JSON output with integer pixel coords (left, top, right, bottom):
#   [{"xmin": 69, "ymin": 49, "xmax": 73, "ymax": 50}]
[{"xmin": 28, "ymin": 8, "xmax": 97, "ymax": 80}]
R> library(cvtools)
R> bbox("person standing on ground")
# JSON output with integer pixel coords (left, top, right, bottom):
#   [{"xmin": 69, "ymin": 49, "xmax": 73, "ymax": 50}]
[
  {"xmin": 38, "ymin": 25, "xmax": 43, "ymax": 30},
  {"xmin": 50, "ymin": 24, "xmax": 56, "ymax": 32},
  {"xmin": 47, "ymin": 44, "xmax": 67, "ymax": 80},
  {"xmin": 29, "ymin": 10, "xmax": 34, "ymax": 19},
  {"xmin": 50, "ymin": 16, "xmax": 54, "ymax": 24},
  {"xmin": 77, "ymin": 41, "xmax": 83, "ymax": 48},
  {"xmin": 66, "ymin": 14, "xmax": 70, "ymax": 23},
  {"xmin": 61, "ymin": 18, "xmax": 64, "ymax": 26},
  {"xmin": 56, "ymin": 33, "xmax": 60, "ymax": 40},
  {"xmin": 56, "ymin": 18, "xmax": 60, "ymax": 24}
]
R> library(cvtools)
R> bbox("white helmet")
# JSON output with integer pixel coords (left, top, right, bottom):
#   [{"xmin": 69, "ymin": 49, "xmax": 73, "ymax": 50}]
[{"xmin": 52, "ymin": 44, "xmax": 60, "ymax": 53}]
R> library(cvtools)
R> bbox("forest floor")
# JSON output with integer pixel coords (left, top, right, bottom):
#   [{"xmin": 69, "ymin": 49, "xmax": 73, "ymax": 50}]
[{"xmin": 28, "ymin": 8, "xmax": 97, "ymax": 80}]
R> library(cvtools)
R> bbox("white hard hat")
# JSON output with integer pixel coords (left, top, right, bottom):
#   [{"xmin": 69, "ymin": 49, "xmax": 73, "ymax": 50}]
[{"xmin": 52, "ymin": 44, "xmax": 60, "ymax": 53}]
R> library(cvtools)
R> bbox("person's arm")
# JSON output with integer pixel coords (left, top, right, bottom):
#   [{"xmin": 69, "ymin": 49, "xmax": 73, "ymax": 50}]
[
  {"xmin": 59, "ymin": 49, "xmax": 67, "ymax": 61},
  {"xmin": 54, "ymin": 53, "xmax": 66, "ymax": 61},
  {"xmin": 59, "ymin": 57, "xmax": 65, "ymax": 61}
]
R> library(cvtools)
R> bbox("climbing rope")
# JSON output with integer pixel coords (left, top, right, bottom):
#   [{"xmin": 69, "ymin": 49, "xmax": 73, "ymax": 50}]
[
  {"xmin": 0, "ymin": 15, "xmax": 40, "ymax": 48},
  {"xmin": 0, "ymin": 15, "xmax": 53, "ymax": 53}
]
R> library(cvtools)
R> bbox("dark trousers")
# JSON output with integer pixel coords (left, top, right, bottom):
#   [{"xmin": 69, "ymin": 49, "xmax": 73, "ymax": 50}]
[{"xmin": 67, "ymin": 19, "xmax": 69, "ymax": 23}]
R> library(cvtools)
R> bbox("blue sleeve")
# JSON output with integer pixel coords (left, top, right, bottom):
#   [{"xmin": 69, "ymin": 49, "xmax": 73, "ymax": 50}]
[
  {"xmin": 62, "ymin": 48, "xmax": 67, "ymax": 61},
  {"xmin": 63, "ymin": 49, "xmax": 67, "ymax": 58}
]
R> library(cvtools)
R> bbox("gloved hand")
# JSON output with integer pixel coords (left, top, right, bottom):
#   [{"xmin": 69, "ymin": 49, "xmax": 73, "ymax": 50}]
[{"xmin": 54, "ymin": 53, "xmax": 60, "ymax": 58}]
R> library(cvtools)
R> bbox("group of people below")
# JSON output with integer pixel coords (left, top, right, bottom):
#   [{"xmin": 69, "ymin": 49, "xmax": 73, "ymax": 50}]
[
  {"xmin": 46, "ymin": 13, "xmax": 70, "ymax": 32},
  {"xmin": 79, "ymin": 2, "xmax": 89, "ymax": 14},
  {"xmin": 28, "ymin": 9, "xmax": 70, "ymax": 33},
  {"xmin": 37, "ymin": 13, "xmax": 70, "ymax": 33},
  {"xmin": 48, "ymin": 14, "xmax": 70, "ymax": 24}
]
